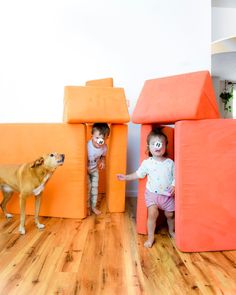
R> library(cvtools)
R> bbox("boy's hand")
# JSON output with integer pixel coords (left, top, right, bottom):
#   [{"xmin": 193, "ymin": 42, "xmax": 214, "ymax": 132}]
[
  {"xmin": 117, "ymin": 174, "xmax": 126, "ymax": 181},
  {"xmin": 98, "ymin": 159, "xmax": 105, "ymax": 170}
]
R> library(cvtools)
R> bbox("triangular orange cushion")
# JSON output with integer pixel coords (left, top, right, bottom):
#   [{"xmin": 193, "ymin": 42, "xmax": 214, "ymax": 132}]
[{"xmin": 132, "ymin": 71, "xmax": 220, "ymax": 124}]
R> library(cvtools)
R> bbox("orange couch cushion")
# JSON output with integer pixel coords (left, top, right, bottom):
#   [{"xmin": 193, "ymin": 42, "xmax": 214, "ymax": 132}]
[
  {"xmin": 132, "ymin": 71, "xmax": 220, "ymax": 124},
  {"xmin": 64, "ymin": 86, "xmax": 130, "ymax": 123},
  {"xmin": 0, "ymin": 124, "xmax": 87, "ymax": 219},
  {"xmin": 85, "ymin": 78, "xmax": 113, "ymax": 87},
  {"xmin": 136, "ymin": 125, "xmax": 174, "ymax": 234},
  {"xmin": 175, "ymin": 119, "xmax": 236, "ymax": 252},
  {"xmin": 106, "ymin": 124, "xmax": 128, "ymax": 212}
]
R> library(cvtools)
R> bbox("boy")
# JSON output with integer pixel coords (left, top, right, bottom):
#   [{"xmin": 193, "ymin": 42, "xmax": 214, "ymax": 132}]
[{"xmin": 87, "ymin": 123, "xmax": 110, "ymax": 215}]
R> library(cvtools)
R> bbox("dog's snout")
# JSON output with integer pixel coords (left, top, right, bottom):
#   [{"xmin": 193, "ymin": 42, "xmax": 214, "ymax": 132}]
[{"xmin": 61, "ymin": 154, "xmax": 65, "ymax": 162}]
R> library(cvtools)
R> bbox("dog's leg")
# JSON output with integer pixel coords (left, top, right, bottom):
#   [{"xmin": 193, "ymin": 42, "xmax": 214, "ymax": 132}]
[
  {"xmin": 0, "ymin": 191, "xmax": 14, "ymax": 219},
  {"xmin": 34, "ymin": 194, "xmax": 45, "ymax": 230},
  {"xmin": 19, "ymin": 194, "xmax": 27, "ymax": 235}
]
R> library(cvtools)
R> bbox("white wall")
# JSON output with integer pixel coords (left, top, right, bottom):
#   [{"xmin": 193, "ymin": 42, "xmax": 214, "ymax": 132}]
[
  {"xmin": 212, "ymin": 6, "xmax": 236, "ymax": 41},
  {"xmin": 0, "ymin": 0, "xmax": 211, "ymax": 196},
  {"xmin": 211, "ymin": 3, "xmax": 236, "ymax": 119}
]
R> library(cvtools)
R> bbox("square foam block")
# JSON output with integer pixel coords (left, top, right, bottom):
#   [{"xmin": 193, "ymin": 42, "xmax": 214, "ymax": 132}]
[
  {"xmin": 132, "ymin": 71, "xmax": 220, "ymax": 124},
  {"xmin": 136, "ymin": 125, "xmax": 174, "ymax": 234},
  {"xmin": 0, "ymin": 124, "xmax": 87, "ymax": 219},
  {"xmin": 106, "ymin": 124, "xmax": 128, "ymax": 212},
  {"xmin": 175, "ymin": 119, "xmax": 236, "ymax": 252},
  {"xmin": 63, "ymin": 86, "xmax": 130, "ymax": 123}
]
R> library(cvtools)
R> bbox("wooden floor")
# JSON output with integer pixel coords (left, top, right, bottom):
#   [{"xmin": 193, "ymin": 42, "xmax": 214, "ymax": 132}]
[{"xmin": 0, "ymin": 198, "xmax": 236, "ymax": 295}]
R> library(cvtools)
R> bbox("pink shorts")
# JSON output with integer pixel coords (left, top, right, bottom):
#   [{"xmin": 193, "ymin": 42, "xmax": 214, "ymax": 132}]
[{"xmin": 145, "ymin": 189, "xmax": 175, "ymax": 212}]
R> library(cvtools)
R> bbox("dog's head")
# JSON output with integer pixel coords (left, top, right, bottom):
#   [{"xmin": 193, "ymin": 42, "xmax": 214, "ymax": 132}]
[{"xmin": 31, "ymin": 153, "xmax": 65, "ymax": 171}]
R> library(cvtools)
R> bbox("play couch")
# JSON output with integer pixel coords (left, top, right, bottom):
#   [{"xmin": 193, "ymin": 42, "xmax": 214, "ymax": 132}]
[{"xmin": 131, "ymin": 71, "xmax": 236, "ymax": 252}]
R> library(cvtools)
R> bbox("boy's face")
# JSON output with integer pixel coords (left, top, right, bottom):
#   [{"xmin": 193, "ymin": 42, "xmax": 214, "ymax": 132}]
[
  {"xmin": 149, "ymin": 135, "xmax": 166, "ymax": 157},
  {"xmin": 92, "ymin": 130, "xmax": 107, "ymax": 148}
]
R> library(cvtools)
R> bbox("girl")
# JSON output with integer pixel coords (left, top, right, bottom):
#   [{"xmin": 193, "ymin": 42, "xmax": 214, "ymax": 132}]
[{"xmin": 117, "ymin": 128, "xmax": 175, "ymax": 248}]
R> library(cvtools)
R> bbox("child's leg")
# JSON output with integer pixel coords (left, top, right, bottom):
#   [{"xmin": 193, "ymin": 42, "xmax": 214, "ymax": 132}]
[
  {"xmin": 90, "ymin": 170, "xmax": 101, "ymax": 215},
  {"xmin": 144, "ymin": 205, "xmax": 159, "ymax": 248},
  {"xmin": 164, "ymin": 211, "xmax": 175, "ymax": 238}
]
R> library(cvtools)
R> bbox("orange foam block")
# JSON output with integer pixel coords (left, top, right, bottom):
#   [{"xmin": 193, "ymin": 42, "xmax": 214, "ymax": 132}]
[
  {"xmin": 0, "ymin": 124, "xmax": 87, "ymax": 219},
  {"xmin": 106, "ymin": 124, "xmax": 128, "ymax": 212},
  {"xmin": 175, "ymin": 119, "xmax": 236, "ymax": 252},
  {"xmin": 64, "ymin": 86, "xmax": 130, "ymax": 123},
  {"xmin": 132, "ymin": 71, "xmax": 220, "ymax": 124},
  {"xmin": 136, "ymin": 125, "xmax": 174, "ymax": 234},
  {"xmin": 85, "ymin": 77, "xmax": 113, "ymax": 87}
]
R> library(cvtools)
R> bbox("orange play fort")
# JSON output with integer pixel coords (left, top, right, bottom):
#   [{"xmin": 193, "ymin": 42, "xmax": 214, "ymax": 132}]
[
  {"xmin": 132, "ymin": 70, "xmax": 236, "ymax": 252},
  {"xmin": 0, "ymin": 78, "xmax": 129, "ymax": 219}
]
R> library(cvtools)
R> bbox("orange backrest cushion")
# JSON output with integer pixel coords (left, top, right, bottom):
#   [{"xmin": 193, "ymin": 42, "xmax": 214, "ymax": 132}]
[
  {"xmin": 132, "ymin": 71, "xmax": 220, "ymax": 124},
  {"xmin": 64, "ymin": 86, "xmax": 130, "ymax": 123},
  {"xmin": 85, "ymin": 78, "xmax": 113, "ymax": 87}
]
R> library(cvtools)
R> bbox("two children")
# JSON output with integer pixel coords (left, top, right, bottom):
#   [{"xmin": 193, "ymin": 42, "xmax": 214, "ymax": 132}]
[{"xmin": 87, "ymin": 125, "xmax": 175, "ymax": 248}]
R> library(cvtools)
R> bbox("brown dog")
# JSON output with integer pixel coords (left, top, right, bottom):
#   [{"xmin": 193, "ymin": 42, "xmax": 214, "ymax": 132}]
[{"xmin": 0, "ymin": 152, "xmax": 65, "ymax": 234}]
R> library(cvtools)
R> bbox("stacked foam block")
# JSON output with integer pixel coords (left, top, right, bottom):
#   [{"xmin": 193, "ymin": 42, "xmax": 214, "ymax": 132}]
[
  {"xmin": 132, "ymin": 71, "xmax": 236, "ymax": 252},
  {"xmin": 0, "ymin": 78, "xmax": 129, "ymax": 219},
  {"xmin": 63, "ymin": 77, "xmax": 130, "ymax": 215}
]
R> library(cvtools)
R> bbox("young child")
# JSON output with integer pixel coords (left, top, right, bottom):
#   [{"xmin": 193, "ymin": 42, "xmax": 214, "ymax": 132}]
[
  {"xmin": 117, "ymin": 128, "xmax": 175, "ymax": 248},
  {"xmin": 87, "ymin": 123, "xmax": 110, "ymax": 215}
]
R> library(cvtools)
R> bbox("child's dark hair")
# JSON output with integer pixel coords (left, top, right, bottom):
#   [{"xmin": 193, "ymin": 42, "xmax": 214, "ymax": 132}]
[
  {"xmin": 146, "ymin": 127, "xmax": 168, "ymax": 157},
  {"xmin": 92, "ymin": 123, "xmax": 110, "ymax": 137}
]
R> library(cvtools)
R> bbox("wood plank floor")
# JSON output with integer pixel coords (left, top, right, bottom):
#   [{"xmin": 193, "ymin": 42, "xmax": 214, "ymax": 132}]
[{"xmin": 0, "ymin": 197, "xmax": 236, "ymax": 294}]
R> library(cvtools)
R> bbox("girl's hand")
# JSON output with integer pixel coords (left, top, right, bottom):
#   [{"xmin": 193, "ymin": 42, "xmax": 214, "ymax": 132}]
[
  {"xmin": 168, "ymin": 185, "xmax": 175, "ymax": 197},
  {"xmin": 117, "ymin": 174, "xmax": 126, "ymax": 181}
]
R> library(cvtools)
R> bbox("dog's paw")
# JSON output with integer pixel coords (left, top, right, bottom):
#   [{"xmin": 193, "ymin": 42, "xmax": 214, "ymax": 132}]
[
  {"xmin": 19, "ymin": 226, "xmax": 26, "ymax": 235},
  {"xmin": 6, "ymin": 213, "xmax": 13, "ymax": 219},
  {"xmin": 36, "ymin": 223, "xmax": 45, "ymax": 230}
]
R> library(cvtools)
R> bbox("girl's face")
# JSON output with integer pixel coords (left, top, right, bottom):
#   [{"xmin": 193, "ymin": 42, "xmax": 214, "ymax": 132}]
[{"xmin": 148, "ymin": 135, "xmax": 166, "ymax": 157}]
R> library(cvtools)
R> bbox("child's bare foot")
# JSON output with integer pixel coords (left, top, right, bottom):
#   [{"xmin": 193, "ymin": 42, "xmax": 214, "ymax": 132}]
[
  {"xmin": 144, "ymin": 237, "xmax": 155, "ymax": 248},
  {"xmin": 92, "ymin": 207, "xmax": 101, "ymax": 215},
  {"xmin": 169, "ymin": 231, "xmax": 175, "ymax": 238}
]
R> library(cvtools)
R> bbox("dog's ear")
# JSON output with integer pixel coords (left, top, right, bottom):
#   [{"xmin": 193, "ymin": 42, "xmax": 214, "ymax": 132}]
[{"xmin": 31, "ymin": 157, "xmax": 44, "ymax": 168}]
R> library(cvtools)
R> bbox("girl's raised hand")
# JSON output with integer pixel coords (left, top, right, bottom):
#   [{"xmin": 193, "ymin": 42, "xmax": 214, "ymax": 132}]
[{"xmin": 117, "ymin": 174, "xmax": 126, "ymax": 181}]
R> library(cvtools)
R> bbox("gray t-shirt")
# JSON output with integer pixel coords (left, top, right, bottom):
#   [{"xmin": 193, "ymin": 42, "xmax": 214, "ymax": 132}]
[{"xmin": 87, "ymin": 139, "xmax": 107, "ymax": 173}]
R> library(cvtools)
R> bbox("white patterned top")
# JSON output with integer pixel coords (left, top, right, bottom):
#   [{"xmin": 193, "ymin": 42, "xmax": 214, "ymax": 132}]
[{"xmin": 136, "ymin": 157, "xmax": 175, "ymax": 195}]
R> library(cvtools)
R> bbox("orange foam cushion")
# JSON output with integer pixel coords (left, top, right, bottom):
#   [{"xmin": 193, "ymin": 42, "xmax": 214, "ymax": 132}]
[
  {"xmin": 0, "ymin": 124, "xmax": 87, "ymax": 219},
  {"xmin": 85, "ymin": 78, "xmax": 113, "ymax": 87},
  {"xmin": 175, "ymin": 119, "xmax": 236, "ymax": 252},
  {"xmin": 106, "ymin": 124, "xmax": 128, "ymax": 212},
  {"xmin": 132, "ymin": 71, "xmax": 220, "ymax": 124},
  {"xmin": 64, "ymin": 86, "xmax": 130, "ymax": 123},
  {"xmin": 136, "ymin": 125, "xmax": 174, "ymax": 234}
]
